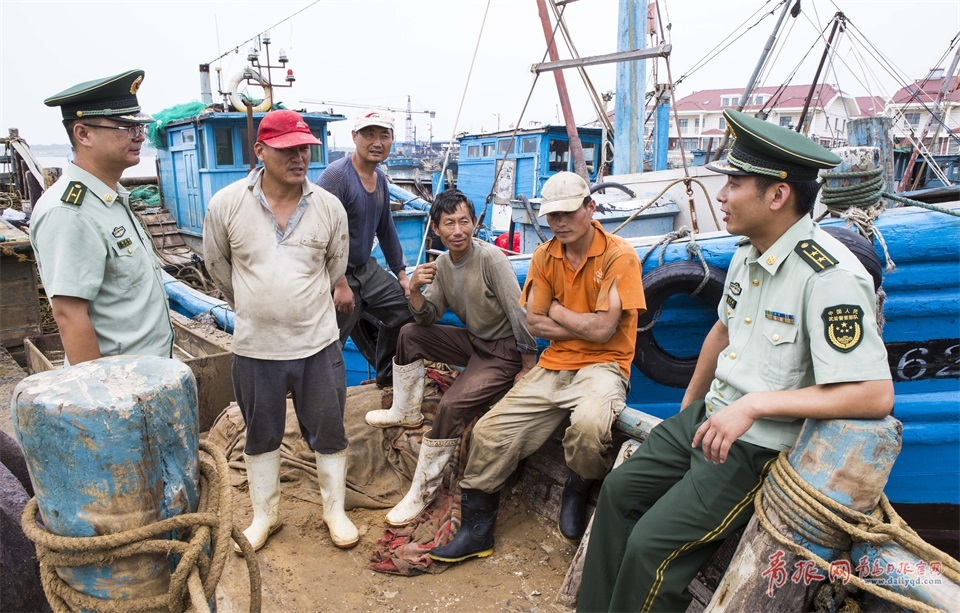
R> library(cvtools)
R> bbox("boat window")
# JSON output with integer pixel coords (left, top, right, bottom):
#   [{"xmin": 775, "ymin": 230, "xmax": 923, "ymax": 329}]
[
  {"xmin": 182, "ymin": 130, "xmax": 195, "ymax": 145},
  {"xmin": 467, "ymin": 145, "xmax": 480, "ymax": 158},
  {"xmin": 310, "ymin": 129, "xmax": 324, "ymax": 164},
  {"xmin": 520, "ymin": 137, "xmax": 537, "ymax": 154},
  {"xmin": 239, "ymin": 127, "xmax": 251, "ymax": 167},
  {"xmin": 497, "ymin": 139, "xmax": 514, "ymax": 155},
  {"xmin": 214, "ymin": 127, "xmax": 234, "ymax": 166},
  {"xmin": 548, "ymin": 139, "xmax": 569, "ymax": 172},
  {"xmin": 482, "ymin": 143, "xmax": 495, "ymax": 157},
  {"xmin": 197, "ymin": 130, "xmax": 207, "ymax": 168},
  {"xmin": 582, "ymin": 142, "xmax": 596, "ymax": 174}
]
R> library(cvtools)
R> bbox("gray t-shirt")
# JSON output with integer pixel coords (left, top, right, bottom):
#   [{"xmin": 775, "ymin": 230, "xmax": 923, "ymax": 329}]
[{"xmin": 412, "ymin": 240, "xmax": 537, "ymax": 354}]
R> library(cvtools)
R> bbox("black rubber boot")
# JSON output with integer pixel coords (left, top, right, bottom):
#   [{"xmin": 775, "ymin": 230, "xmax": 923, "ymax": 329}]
[
  {"xmin": 429, "ymin": 489, "xmax": 500, "ymax": 562},
  {"xmin": 559, "ymin": 470, "xmax": 594, "ymax": 541}
]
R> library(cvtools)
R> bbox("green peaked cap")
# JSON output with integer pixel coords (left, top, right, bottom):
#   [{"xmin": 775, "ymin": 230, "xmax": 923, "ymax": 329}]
[
  {"xmin": 707, "ymin": 108, "xmax": 840, "ymax": 182},
  {"xmin": 44, "ymin": 69, "xmax": 154, "ymax": 123}
]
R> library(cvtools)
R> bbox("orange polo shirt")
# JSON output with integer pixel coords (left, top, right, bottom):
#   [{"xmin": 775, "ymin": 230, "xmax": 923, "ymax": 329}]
[{"xmin": 520, "ymin": 220, "xmax": 646, "ymax": 377}]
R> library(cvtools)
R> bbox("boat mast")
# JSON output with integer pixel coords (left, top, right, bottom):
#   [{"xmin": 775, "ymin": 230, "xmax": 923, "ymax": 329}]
[
  {"xmin": 796, "ymin": 12, "xmax": 845, "ymax": 135},
  {"xmin": 711, "ymin": 0, "xmax": 797, "ymax": 162},
  {"xmin": 536, "ymin": 0, "xmax": 589, "ymax": 179},
  {"xmin": 614, "ymin": 0, "xmax": 648, "ymax": 176},
  {"xmin": 897, "ymin": 43, "xmax": 960, "ymax": 191}
]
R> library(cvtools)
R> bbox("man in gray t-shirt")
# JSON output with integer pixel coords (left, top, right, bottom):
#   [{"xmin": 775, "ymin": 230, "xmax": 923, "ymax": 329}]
[{"xmin": 366, "ymin": 189, "xmax": 537, "ymax": 528}]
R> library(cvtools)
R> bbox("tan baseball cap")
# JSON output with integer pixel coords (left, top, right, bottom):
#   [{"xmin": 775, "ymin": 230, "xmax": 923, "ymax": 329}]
[
  {"xmin": 538, "ymin": 172, "xmax": 591, "ymax": 216},
  {"xmin": 354, "ymin": 110, "xmax": 394, "ymax": 131}
]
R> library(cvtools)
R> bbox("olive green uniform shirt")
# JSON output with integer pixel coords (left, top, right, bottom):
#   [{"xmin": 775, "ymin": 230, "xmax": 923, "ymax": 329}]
[
  {"xmin": 705, "ymin": 215, "xmax": 891, "ymax": 450},
  {"xmin": 29, "ymin": 164, "xmax": 174, "ymax": 360}
]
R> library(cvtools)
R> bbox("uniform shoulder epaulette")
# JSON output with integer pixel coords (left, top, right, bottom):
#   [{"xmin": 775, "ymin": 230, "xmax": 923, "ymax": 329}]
[
  {"xmin": 735, "ymin": 237, "xmax": 751, "ymax": 246},
  {"xmin": 60, "ymin": 181, "xmax": 88, "ymax": 206},
  {"xmin": 795, "ymin": 239, "xmax": 838, "ymax": 272}
]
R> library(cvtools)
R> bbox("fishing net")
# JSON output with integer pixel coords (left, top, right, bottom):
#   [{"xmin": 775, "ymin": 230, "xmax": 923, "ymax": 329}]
[{"xmin": 146, "ymin": 101, "xmax": 212, "ymax": 150}]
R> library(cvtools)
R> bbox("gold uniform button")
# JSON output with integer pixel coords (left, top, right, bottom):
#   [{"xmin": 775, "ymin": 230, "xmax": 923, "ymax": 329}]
[
  {"xmin": 717, "ymin": 392, "xmax": 724, "ymax": 398},
  {"xmin": 127, "ymin": 248, "xmax": 133, "ymax": 254},
  {"xmin": 766, "ymin": 255, "xmax": 776, "ymax": 265},
  {"xmin": 726, "ymin": 309, "xmax": 732, "ymax": 316},
  {"xmin": 744, "ymin": 317, "xmax": 752, "ymax": 324},
  {"xmin": 772, "ymin": 333, "xmax": 780, "ymax": 342},
  {"xmin": 104, "ymin": 194, "xmax": 114, "ymax": 202},
  {"xmin": 752, "ymin": 279, "xmax": 760, "ymax": 286},
  {"xmin": 729, "ymin": 353, "xmax": 737, "ymax": 359}
]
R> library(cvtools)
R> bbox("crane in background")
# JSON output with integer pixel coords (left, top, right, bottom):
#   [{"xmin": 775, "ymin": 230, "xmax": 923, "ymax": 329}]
[{"xmin": 300, "ymin": 95, "xmax": 435, "ymax": 145}]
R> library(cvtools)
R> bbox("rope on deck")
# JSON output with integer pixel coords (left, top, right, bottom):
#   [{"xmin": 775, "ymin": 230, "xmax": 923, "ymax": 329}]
[
  {"xmin": 21, "ymin": 440, "xmax": 262, "ymax": 613},
  {"xmin": 755, "ymin": 451, "xmax": 960, "ymax": 613}
]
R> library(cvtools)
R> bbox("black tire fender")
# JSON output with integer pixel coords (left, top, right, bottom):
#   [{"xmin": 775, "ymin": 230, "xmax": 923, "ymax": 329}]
[
  {"xmin": 821, "ymin": 225, "xmax": 883, "ymax": 291},
  {"xmin": 633, "ymin": 260, "xmax": 727, "ymax": 388}
]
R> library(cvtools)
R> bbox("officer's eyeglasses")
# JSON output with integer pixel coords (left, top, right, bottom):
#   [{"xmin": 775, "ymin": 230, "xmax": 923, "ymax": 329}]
[{"xmin": 80, "ymin": 123, "xmax": 149, "ymax": 139}]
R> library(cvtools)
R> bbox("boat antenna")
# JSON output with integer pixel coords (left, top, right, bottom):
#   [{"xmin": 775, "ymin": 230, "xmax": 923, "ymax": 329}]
[{"xmin": 204, "ymin": 0, "xmax": 322, "ymax": 65}]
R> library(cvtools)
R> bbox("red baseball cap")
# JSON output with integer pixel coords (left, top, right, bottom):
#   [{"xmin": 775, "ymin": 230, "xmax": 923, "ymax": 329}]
[{"xmin": 257, "ymin": 110, "xmax": 322, "ymax": 149}]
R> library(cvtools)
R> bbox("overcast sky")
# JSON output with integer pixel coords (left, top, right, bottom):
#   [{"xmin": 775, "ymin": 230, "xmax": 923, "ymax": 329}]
[{"xmin": 1, "ymin": 0, "xmax": 958, "ymax": 148}]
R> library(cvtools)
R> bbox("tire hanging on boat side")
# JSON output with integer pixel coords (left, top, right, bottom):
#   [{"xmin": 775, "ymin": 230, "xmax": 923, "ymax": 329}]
[
  {"xmin": 821, "ymin": 225, "xmax": 883, "ymax": 291},
  {"xmin": 633, "ymin": 260, "xmax": 726, "ymax": 389}
]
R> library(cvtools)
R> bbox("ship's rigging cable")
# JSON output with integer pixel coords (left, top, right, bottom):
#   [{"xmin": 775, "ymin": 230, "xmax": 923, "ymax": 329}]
[
  {"xmin": 204, "ymin": 0, "xmax": 322, "ymax": 66},
  {"xmin": 437, "ymin": 0, "xmax": 492, "ymax": 197}
]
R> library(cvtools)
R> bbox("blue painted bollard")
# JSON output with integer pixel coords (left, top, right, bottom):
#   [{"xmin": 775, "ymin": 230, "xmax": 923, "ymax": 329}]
[
  {"xmin": 11, "ymin": 355, "xmax": 199, "ymax": 601},
  {"xmin": 707, "ymin": 417, "xmax": 902, "ymax": 610}
]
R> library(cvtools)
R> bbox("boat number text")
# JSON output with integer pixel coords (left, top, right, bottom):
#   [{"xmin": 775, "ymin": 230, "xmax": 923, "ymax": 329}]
[{"xmin": 886, "ymin": 339, "xmax": 960, "ymax": 382}]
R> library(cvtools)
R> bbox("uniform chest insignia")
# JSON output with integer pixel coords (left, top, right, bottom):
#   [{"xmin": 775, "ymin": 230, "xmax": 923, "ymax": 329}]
[
  {"xmin": 822, "ymin": 304, "xmax": 863, "ymax": 353},
  {"xmin": 729, "ymin": 281, "xmax": 742, "ymax": 295},
  {"xmin": 726, "ymin": 295, "xmax": 737, "ymax": 309},
  {"xmin": 765, "ymin": 310, "xmax": 795, "ymax": 324},
  {"xmin": 61, "ymin": 182, "xmax": 87, "ymax": 206},
  {"xmin": 117, "ymin": 238, "xmax": 133, "ymax": 249},
  {"xmin": 795, "ymin": 240, "xmax": 837, "ymax": 272},
  {"xmin": 112, "ymin": 226, "xmax": 126, "ymax": 238}
]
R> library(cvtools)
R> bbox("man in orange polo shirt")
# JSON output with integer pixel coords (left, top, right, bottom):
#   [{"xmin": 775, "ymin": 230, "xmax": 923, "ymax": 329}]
[{"xmin": 430, "ymin": 172, "xmax": 645, "ymax": 563}]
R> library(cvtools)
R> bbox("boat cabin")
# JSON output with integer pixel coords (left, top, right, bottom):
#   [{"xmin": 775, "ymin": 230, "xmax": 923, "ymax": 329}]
[
  {"xmin": 456, "ymin": 125, "xmax": 604, "ymax": 231},
  {"xmin": 156, "ymin": 110, "xmax": 345, "ymax": 238}
]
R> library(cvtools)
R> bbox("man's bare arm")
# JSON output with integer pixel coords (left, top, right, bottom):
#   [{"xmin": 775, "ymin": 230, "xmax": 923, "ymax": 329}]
[
  {"xmin": 51, "ymin": 296, "xmax": 101, "ymax": 364},
  {"xmin": 546, "ymin": 279, "xmax": 624, "ymax": 343}
]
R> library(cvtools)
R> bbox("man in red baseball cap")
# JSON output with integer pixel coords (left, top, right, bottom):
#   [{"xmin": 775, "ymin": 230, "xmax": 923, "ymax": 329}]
[{"xmin": 203, "ymin": 109, "xmax": 359, "ymax": 552}]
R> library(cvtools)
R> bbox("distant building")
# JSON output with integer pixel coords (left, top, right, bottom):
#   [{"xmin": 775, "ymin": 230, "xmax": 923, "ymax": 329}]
[
  {"xmin": 885, "ymin": 70, "xmax": 960, "ymax": 155},
  {"xmin": 672, "ymin": 84, "xmax": 860, "ymax": 152}
]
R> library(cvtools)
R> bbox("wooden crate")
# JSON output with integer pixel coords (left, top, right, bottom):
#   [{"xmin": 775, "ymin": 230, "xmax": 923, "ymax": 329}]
[
  {"xmin": 23, "ymin": 313, "xmax": 234, "ymax": 432},
  {"xmin": 0, "ymin": 219, "xmax": 41, "ymax": 354}
]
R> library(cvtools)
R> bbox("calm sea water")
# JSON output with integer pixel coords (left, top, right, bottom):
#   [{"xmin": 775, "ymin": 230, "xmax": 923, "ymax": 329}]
[{"xmin": 36, "ymin": 154, "xmax": 159, "ymax": 179}]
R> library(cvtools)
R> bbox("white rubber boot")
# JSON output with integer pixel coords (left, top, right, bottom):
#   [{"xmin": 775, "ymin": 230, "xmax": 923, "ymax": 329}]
[
  {"xmin": 365, "ymin": 359, "xmax": 425, "ymax": 428},
  {"xmin": 235, "ymin": 449, "xmax": 282, "ymax": 553},
  {"xmin": 386, "ymin": 437, "xmax": 458, "ymax": 527},
  {"xmin": 315, "ymin": 449, "xmax": 360, "ymax": 549}
]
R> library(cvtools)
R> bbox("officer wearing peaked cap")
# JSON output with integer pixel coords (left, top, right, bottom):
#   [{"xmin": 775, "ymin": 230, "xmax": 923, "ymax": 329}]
[
  {"xmin": 29, "ymin": 70, "xmax": 173, "ymax": 366},
  {"xmin": 579, "ymin": 108, "xmax": 893, "ymax": 612}
]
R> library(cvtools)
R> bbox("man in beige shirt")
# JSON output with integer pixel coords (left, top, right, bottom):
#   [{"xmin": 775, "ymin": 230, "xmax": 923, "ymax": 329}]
[{"xmin": 203, "ymin": 110, "xmax": 357, "ymax": 552}]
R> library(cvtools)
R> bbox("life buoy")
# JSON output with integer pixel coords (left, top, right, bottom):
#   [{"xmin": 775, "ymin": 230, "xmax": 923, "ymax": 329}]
[
  {"xmin": 633, "ymin": 260, "xmax": 726, "ymax": 388},
  {"xmin": 821, "ymin": 225, "xmax": 883, "ymax": 291},
  {"xmin": 227, "ymin": 68, "xmax": 273, "ymax": 113}
]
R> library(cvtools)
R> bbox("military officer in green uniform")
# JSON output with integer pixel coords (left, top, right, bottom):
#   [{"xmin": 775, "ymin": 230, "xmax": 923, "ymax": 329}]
[
  {"xmin": 29, "ymin": 70, "xmax": 173, "ymax": 365},
  {"xmin": 578, "ymin": 108, "xmax": 894, "ymax": 612}
]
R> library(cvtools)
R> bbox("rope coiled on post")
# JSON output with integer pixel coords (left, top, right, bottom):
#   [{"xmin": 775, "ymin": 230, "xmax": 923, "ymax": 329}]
[
  {"xmin": 755, "ymin": 451, "xmax": 960, "ymax": 613},
  {"xmin": 21, "ymin": 440, "xmax": 262, "ymax": 613}
]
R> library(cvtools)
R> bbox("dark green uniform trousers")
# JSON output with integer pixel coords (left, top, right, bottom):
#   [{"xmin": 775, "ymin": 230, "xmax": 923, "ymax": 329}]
[{"xmin": 578, "ymin": 400, "xmax": 778, "ymax": 612}]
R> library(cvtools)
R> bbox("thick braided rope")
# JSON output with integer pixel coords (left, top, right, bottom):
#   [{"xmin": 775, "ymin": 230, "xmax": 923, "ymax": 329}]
[
  {"xmin": 819, "ymin": 168, "xmax": 897, "ymax": 273},
  {"xmin": 636, "ymin": 227, "xmax": 712, "ymax": 333},
  {"xmin": 754, "ymin": 451, "xmax": 960, "ymax": 612},
  {"xmin": 21, "ymin": 440, "xmax": 261, "ymax": 612}
]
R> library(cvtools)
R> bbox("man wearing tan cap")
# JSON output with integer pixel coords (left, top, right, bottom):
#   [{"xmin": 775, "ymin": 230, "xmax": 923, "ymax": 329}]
[
  {"xmin": 203, "ymin": 109, "xmax": 358, "ymax": 552},
  {"xmin": 30, "ymin": 69, "xmax": 174, "ymax": 366},
  {"xmin": 319, "ymin": 110, "xmax": 413, "ymax": 388},
  {"xmin": 429, "ymin": 171, "xmax": 646, "ymax": 563}
]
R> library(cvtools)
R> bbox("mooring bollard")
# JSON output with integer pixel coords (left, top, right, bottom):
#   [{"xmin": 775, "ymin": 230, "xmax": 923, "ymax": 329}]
[
  {"xmin": 706, "ymin": 416, "xmax": 902, "ymax": 611},
  {"xmin": 850, "ymin": 536, "xmax": 960, "ymax": 609},
  {"xmin": 12, "ymin": 355, "xmax": 199, "ymax": 601}
]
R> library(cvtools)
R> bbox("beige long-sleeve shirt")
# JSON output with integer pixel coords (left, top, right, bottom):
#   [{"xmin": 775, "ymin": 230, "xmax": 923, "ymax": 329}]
[{"xmin": 203, "ymin": 169, "xmax": 348, "ymax": 360}]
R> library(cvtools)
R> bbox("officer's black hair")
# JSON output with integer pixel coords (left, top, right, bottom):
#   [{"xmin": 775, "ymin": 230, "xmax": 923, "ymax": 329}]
[
  {"xmin": 62, "ymin": 119, "xmax": 80, "ymax": 148},
  {"xmin": 429, "ymin": 189, "xmax": 476, "ymax": 226},
  {"xmin": 753, "ymin": 176, "xmax": 821, "ymax": 216}
]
